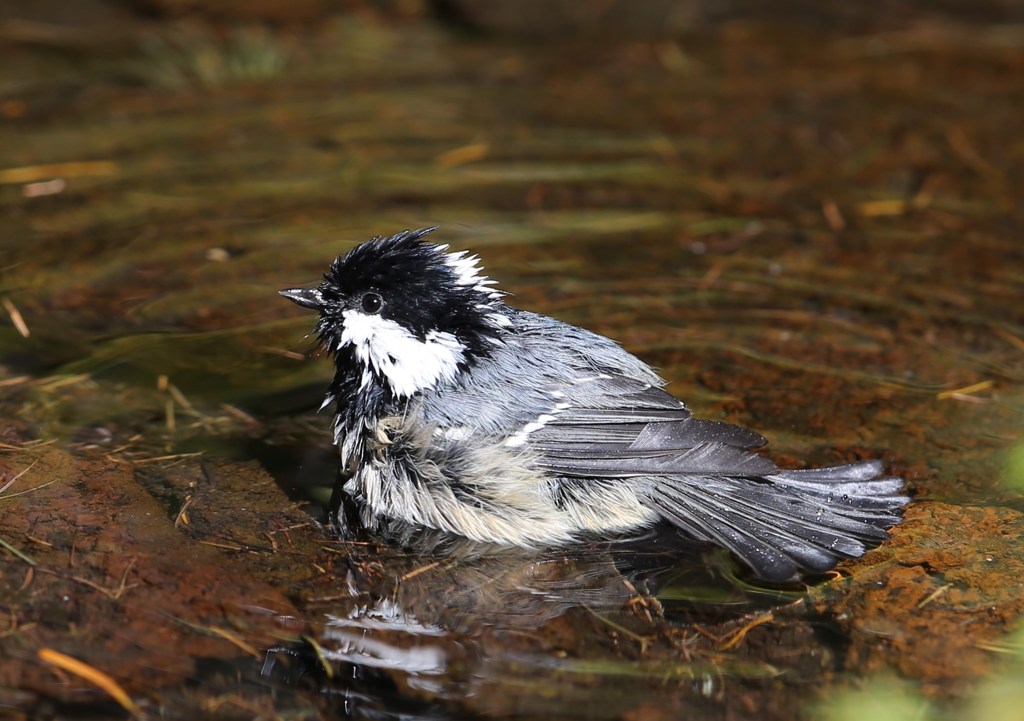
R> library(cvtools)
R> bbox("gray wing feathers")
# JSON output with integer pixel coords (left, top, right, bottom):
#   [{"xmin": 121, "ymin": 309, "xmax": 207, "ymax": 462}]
[
  {"xmin": 536, "ymin": 441, "xmax": 779, "ymax": 478},
  {"xmin": 628, "ymin": 418, "xmax": 767, "ymax": 451},
  {"xmin": 415, "ymin": 311, "xmax": 674, "ymax": 433},
  {"xmin": 538, "ymin": 414, "xmax": 765, "ymax": 444},
  {"xmin": 414, "ymin": 308, "xmax": 907, "ymax": 581}
]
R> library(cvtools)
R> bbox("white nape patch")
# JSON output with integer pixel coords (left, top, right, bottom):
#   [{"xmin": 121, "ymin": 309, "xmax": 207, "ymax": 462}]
[
  {"xmin": 339, "ymin": 309, "xmax": 466, "ymax": 398},
  {"xmin": 442, "ymin": 249, "xmax": 502, "ymax": 300}
]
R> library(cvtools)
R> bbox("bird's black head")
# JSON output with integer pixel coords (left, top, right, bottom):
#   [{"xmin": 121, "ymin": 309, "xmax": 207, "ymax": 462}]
[{"xmin": 280, "ymin": 228, "xmax": 510, "ymax": 399}]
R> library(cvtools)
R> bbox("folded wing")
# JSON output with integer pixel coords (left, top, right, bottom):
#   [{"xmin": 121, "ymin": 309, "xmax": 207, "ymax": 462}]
[{"xmin": 524, "ymin": 374, "xmax": 908, "ymax": 582}]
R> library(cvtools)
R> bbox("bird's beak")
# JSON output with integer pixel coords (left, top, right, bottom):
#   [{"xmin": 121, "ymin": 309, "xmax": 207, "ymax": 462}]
[{"xmin": 279, "ymin": 287, "xmax": 324, "ymax": 310}]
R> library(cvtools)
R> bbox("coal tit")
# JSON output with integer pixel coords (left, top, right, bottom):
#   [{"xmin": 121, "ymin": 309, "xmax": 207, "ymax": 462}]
[{"xmin": 281, "ymin": 228, "xmax": 909, "ymax": 582}]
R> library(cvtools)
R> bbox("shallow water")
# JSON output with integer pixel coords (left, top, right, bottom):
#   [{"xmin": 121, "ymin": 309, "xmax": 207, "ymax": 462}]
[{"xmin": 1, "ymin": 9, "xmax": 1023, "ymax": 721}]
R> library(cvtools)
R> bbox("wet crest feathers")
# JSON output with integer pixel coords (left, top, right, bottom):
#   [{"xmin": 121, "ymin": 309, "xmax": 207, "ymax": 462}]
[{"xmin": 306, "ymin": 228, "xmax": 511, "ymax": 404}]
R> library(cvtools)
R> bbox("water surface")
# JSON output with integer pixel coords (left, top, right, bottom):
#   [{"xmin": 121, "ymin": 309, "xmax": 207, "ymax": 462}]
[{"xmin": 1, "ymin": 11, "xmax": 1023, "ymax": 720}]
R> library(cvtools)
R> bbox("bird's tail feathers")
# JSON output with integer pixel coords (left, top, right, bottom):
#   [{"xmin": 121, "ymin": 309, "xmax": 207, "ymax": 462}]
[{"xmin": 643, "ymin": 461, "xmax": 908, "ymax": 582}]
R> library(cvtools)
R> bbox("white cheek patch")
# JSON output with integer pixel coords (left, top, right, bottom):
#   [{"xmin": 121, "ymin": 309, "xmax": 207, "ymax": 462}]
[{"xmin": 339, "ymin": 310, "xmax": 466, "ymax": 398}]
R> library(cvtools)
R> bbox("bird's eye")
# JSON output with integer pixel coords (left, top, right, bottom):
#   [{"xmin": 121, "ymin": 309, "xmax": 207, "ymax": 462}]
[{"xmin": 361, "ymin": 292, "xmax": 384, "ymax": 315}]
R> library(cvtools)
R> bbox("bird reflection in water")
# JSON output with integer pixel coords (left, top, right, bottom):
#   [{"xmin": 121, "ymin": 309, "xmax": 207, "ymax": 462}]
[{"xmin": 262, "ymin": 525, "xmax": 802, "ymax": 719}]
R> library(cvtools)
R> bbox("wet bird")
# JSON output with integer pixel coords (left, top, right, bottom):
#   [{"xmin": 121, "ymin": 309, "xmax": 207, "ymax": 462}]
[{"xmin": 281, "ymin": 228, "xmax": 909, "ymax": 581}]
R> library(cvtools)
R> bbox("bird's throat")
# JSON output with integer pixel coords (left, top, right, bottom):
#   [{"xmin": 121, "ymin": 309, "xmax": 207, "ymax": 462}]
[{"xmin": 328, "ymin": 347, "xmax": 401, "ymax": 466}]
